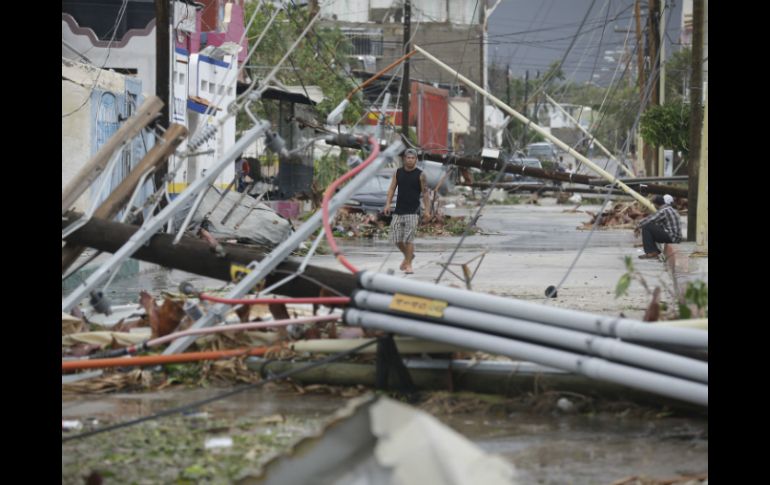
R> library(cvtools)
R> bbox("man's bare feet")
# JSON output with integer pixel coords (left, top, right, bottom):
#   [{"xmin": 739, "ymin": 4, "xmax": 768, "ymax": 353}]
[
  {"xmin": 403, "ymin": 264, "xmax": 414, "ymax": 274},
  {"xmin": 399, "ymin": 260, "xmax": 407, "ymax": 271}
]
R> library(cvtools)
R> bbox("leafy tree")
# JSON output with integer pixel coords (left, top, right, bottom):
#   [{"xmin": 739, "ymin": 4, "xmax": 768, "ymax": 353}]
[
  {"xmin": 235, "ymin": 4, "xmax": 362, "ymax": 135},
  {"xmin": 639, "ymin": 101, "xmax": 691, "ymax": 156}
]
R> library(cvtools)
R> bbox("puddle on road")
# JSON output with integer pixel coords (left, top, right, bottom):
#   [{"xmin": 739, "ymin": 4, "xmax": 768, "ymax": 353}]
[{"xmin": 438, "ymin": 411, "xmax": 707, "ymax": 484}]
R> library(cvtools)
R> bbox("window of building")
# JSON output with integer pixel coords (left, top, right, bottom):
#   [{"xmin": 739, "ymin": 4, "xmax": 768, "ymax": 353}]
[{"xmin": 341, "ymin": 28, "xmax": 384, "ymax": 57}]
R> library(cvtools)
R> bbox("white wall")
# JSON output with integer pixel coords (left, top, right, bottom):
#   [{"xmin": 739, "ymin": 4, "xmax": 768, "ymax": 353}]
[
  {"xmin": 320, "ymin": 0, "xmax": 370, "ymax": 22},
  {"xmin": 321, "ymin": 0, "xmax": 479, "ymax": 25},
  {"xmin": 448, "ymin": 97, "xmax": 471, "ymax": 134},
  {"xmin": 179, "ymin": 53, "xmax": 238, "ymax": 189},
  {"xmin": 62, "ymin": 81, "xmax": 93, "ymax": 213},
  {"xmin": 62, "ymin": 60, "xmax": 130, "ymax": 212}
]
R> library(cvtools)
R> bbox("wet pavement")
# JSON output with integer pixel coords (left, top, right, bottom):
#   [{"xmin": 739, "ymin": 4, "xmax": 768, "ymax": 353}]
[{"xmin": 312, "ymin": 200, "xmax": 706, "ymax": 318}]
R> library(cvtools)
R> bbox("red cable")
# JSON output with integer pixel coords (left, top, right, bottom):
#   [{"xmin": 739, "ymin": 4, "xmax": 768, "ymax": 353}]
[
  {"xmin": 63, "ymin": 347, "xmax": 276, "ymax": 371},
  {"xmin": 198, "ymin": 294, "xmax": 350, "ymax": 305},
  {"xmin": 322, "ymin": 136, "xmax": 381, "ymax": 273}
]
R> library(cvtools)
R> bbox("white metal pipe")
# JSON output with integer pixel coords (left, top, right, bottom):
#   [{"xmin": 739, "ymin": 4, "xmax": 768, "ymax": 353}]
[
  {"xmin": 148, "ymin": 314, "xmax": 337, "ymax": 347},
  {"xmin": 353, "ymin": 290, "xmax": 707, "ymax": 383},
  {"xmin": 358, "ymin": 271, "xmax": 708, "ymax": 349},
  {"xmin": 413, "ymin": 44, "xmax": 656, "ymax": 212},
  {"xmin": 345, "ymin": 308, "xmax": 707, "ymax": 406},
  {"xmin": 374, "ymin": 92, "xmax": 391, "ymax": 141},
  {"xmin": 650, "ymin": 318, "xmax": 708, "ymax": 329}
]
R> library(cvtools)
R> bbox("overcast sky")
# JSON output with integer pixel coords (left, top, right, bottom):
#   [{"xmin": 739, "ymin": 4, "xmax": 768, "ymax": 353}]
[{"xmin": 486, "ymin": 0, "xmax": 684, "ymax": 85}]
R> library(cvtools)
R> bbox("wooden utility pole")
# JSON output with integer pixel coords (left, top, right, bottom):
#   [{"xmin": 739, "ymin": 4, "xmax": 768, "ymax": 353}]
[
  {"xmin": 62, "ymin": 124, "xmax": 188, "ymax": 273},
  {"xmin": 155, "ymin": 0, "xmax": 170, "ymax": 128},
  {"xmin": 695, "ymin": 91, "xmax": 707, "ymax": 254},
  {"xmin": 687, "ymin": 0, "xmax": 704, "ymax": 241},
  {"xmin": 62, "ymin": 96, "xmax": 163, "ymax": 214},
  {"xmin": 309, "ymin": 0, "xmax": 319, "ymax": 17},
  {"xmin": 657, "ymin": 2, "xmax": 666, "ymax": 177},
  {"xmin": 154, "ymin": 0, "xmax": 171, "ymax": 194},
  {"xmin": 478, "ymin": 2, "xmax": 486, "ymax": 150},
  {"xmin": 401, "ymin": 0, "xmax": 411, "ymax": 139},
  {"xmin": 506, "ymin": 64, "xmax": 511, "ymax": 106},
  {"xmin": 634, "ymin": 0, "xmax": 646, "ymax": 102},
  {"xmin": 520, "ymin": 70, "xmax": 529, "ymax": 146},
  {"xmin": 155, "ymin": 0, "xmax": 171, "ymax": 128},
  {"xmin": 633, "ymin": 0, "xmax": 647, "ymax": 175},
  {"xmin": 648, "ymin": 0, "xmax": 660, "ymax": 176}
]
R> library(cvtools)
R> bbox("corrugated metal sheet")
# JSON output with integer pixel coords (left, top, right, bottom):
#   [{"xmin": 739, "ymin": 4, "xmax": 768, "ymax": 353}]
[{"xmin": 414, "ymin": 83, "xmax": 449, "ymax": 154}]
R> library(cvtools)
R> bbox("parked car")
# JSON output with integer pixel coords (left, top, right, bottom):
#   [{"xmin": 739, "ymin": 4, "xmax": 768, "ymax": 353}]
[
  {"xmin": 416, "ymin": 160, "xmax": 453, "ymax": 195},
  {"xmin": 502, "ymin": 154, "xmax": 545, "ymax": 185},
  {"xmin": 344, "ymin": 170, "xmax": 396, "ymax": 214},
  {"xmin": 526, "ymin": 142, "xmax": 558, "ymax": 163}
]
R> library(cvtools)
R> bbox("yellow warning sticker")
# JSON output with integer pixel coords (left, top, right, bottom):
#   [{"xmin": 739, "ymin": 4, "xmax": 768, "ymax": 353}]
[
  {"xmin": 389, "ymin": 293, "xmax": 448, "ymax": 318},
  {"xmin": 230, "ymin": 264, "xmax": 251, "ymax": 283}
]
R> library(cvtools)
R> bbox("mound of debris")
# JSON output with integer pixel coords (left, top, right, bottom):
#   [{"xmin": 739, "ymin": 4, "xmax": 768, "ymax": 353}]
[
  {"xmin": 332, "ymin": 209, "xmax": 472, "ymax": 238},
  {"xmin": 579, "ymin": 201, "xmax": 648, "ymax": 229}
]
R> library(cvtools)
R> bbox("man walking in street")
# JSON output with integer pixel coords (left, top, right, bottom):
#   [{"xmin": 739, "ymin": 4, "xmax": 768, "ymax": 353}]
[
  {"xmin": 383, "ymin": 148, "xmax": 430, "ymax": 274},
  {"xmin": 635, "ymin": 194, "xmax": 682, "ymax": 259}
]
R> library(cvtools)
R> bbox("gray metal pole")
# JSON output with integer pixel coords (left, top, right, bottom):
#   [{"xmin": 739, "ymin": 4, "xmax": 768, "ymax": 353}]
[
  {"xmin": 358, "ymin": 271, "xmax": 708, "ymax": 348},
  {"xmin": 62, "ymin": 122, "xmax": 272, "ymax": 312},
  {"xmin": 162, "ymin": 141, "xmax": 405, "ymax": 354},
  {"xmin": 345, "ymin": 308, "xmax": 707, "ymax": 406},
  {"xmin": 353, "ymin": 290, "xmax": 708, "ymax": 383}
]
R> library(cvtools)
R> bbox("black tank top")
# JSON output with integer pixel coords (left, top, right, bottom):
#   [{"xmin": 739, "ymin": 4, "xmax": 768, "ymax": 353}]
[{"xmin": 394, "ymin": 167, "xmax": 422, "ymax": 215}]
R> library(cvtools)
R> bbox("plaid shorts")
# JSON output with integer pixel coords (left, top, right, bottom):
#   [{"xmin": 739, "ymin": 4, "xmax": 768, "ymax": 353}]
[{"xmin": 390, "ymin": 213, "xmax": 419, "ymax": 243}]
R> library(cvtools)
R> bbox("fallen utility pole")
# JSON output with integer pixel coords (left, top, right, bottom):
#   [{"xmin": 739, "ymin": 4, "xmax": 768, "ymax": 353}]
[
  {"xmin": 460, "ymin": 183, "xmax": 630, "ymax": 197},
  {"xmin": 323, "ymin": 134, "xmax": 686, "ymax": 198},
  {"xmin": 62, "ymin": 123, "xmax": 188, "ymax": 273},
  {"xmin": 62, "ymin": 96, "xmax": 163, "ymax": 214},
  {"xmin": 543, "ymin": 92, "xmax": 635, "ymax": 177},
  {"xmin": 62, "ymin": 212, "xmax": 357, "ymax": 298},
  {"xmin": 419, "ymin": 152, "xmax": 687, "ymax": 198},
  {"xmin": 413, "ymin": 45, "xmax": 656, "ymax": 212}
]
